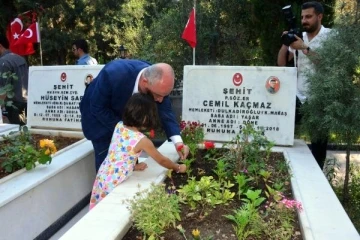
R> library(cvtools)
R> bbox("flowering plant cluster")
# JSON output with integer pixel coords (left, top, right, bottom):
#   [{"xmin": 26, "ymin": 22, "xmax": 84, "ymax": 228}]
[
  {"xmin": 0, "ymin": 127, "xmax": 57, "ymax": 173},
  {"xmin": 180, "ymin": 120, "xmax": 205, "ymax": 145},
  {"xmin": 280, "ymin": 197, "xmax": 303, "ymax": 211}
]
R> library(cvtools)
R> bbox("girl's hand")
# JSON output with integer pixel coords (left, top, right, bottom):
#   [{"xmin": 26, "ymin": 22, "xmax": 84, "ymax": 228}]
[
  {"xmin": 134, "ymin": 162, "xmax": 148, "ymax": 171},
  {"xmin": 176, "ymin": 164, "xmax": 187, "ymax": 173}
]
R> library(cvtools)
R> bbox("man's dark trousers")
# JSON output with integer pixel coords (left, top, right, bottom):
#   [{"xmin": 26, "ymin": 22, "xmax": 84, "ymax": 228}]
[
  {"xmin": 295, "ymin": 97, "xmax": 328, "ymax": 169},
  {"xmin": 91, "ymin": 135, "xmax": 112, "ymax": 172}
]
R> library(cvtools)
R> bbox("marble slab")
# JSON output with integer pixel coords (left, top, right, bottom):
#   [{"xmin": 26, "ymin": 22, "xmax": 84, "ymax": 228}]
[
  {"xmin": 27, "ymin": 65, "xmax": 104, "ymax": 131},
  {"xmin": 182, "ymin": 66, "xmax": 297, "ymax": 146}
]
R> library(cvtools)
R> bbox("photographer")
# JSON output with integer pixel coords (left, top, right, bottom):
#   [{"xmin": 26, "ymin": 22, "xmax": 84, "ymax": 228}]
[{"xmin": 277, "ymin": 1, "xmax": 332, "ymax": 169}]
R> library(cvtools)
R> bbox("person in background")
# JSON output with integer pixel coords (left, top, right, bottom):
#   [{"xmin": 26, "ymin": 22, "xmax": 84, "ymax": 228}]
[
  {"xmin": 72, "ymin": 39, "xmax": 98, "ymax": 65},
  {"xmin": 80, "ymin": 59, "xmax": 190, "ymax": 171},
  {"xmin": 0, "ymin": 34, "xmax": 28, "ymax": 125},
  {"xmin": 89, "ymin": 93, "xmax": 186, "ymax": 210},
  {"xmin": 277, "ymin": 1, "xmax": 332, "ymax": 169}
]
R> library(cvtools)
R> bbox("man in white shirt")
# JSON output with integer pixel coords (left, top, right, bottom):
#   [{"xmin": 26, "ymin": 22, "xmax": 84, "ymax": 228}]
[{"xmin": 277, "ymin": 1, "xmax": 332, "ymax": 169}]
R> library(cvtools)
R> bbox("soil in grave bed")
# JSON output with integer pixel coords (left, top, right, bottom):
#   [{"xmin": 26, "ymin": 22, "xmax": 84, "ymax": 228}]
[
  {"xmin": 123, "ymin": 149, "xmax": 303, "ymax": 240},
  {"xmin": 0, "ymin": 134, "xmax": 81, "ymax": 179}
]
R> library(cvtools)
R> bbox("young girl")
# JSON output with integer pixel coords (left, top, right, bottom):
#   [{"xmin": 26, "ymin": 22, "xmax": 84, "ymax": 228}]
[{"xmin": 89, "ymin": 93, "xmax": 186, "ymax": 210}]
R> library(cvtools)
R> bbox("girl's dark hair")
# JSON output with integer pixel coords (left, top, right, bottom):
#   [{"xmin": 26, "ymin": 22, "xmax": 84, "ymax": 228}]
[{"xmin": 122, "ymin": 93, "xmax": 159, "ymax": 130}]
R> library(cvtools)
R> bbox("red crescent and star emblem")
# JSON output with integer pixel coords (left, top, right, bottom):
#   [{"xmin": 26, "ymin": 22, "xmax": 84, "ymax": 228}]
[
  {"xmin": 10, "ymin": 18, "xmax": 23, "ymax": 40},
  {"xmin": 232, "ymin": 73, "xmax": 243, "ymax": 86},
  {"xmin": 60, "ymin": 72, "xmax": 67, "ymax": 82}
]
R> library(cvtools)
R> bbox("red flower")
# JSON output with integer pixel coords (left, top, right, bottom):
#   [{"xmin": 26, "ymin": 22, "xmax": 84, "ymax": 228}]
[
  {"xmin": 149, "ymin": 129, "xmax": 155, "ymax": 138},
  {"xmin": 144, "ymin": 129, "xmax": 155, "ymax": 138},
  {"xmin": 204, "ymin": 141, "xmax": 215, "ymax": 149},
  {"xmin": 176, "ymin": 144, "xmax": 184, "ymax": 152}
]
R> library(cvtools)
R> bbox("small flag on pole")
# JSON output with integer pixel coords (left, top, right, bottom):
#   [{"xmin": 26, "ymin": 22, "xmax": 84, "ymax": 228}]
[{"xmin": 182, "ymin": 8, "xmax": 196, "ymax": 48}]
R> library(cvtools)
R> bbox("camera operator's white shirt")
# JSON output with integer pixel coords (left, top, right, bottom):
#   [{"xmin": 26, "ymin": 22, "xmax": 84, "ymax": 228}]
[{"xmin": 290, "ymin": 25, "xmax": 332, "ymax": 103}]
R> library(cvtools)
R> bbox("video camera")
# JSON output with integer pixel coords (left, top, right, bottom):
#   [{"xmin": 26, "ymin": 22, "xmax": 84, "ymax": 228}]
[{"xmin": 281, "ymin": 5, "xmax": 302, "ymax": 46}]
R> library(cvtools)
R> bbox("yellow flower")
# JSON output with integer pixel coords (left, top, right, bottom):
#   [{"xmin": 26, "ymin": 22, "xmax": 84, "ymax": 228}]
[
  {"xmin": 40, "ymin": 139, "xmax": 57, "ymax": 155},
  {"xmin": 50, "ymin": 146, "xmax": 57, "ymax": 154},
  {"xmin": 192, "ymin": 229, "xmax": 200, "ymax": 238},
  {"xmin": 39, "ymin": 139, "xmax": 46, "ymax": 148},
  {"xmin": 40, "ymin": 139, "xmax": 54, "ymax": 148}
]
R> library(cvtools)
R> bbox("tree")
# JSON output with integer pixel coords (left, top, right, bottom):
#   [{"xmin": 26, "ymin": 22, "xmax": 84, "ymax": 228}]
[{"xmin": 301, "ymin": 2, "xmax": 360, "ymax": 205}]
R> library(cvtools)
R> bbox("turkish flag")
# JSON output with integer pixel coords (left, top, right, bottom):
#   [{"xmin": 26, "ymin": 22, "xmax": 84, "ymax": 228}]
[
  {"xmin": 14, "ymin": 22, "xmax": 40, "ymax": 46},
  {"xmin": 182, "ymin": 8, "xmax": 196, "ymax": 48},
  {"xmin": 6, "ymin": 17, "xmax": 35, "ymax": 56}
]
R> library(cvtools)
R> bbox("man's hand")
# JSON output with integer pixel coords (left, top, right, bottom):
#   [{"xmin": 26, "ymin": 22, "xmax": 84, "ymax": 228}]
[
  {"xmin": 175, "ymin": 142, "xmax": 189, "ymax": 160},
  {"xmin": 290, "ymin": 35, "xmax": 307, "ymax": 50}
]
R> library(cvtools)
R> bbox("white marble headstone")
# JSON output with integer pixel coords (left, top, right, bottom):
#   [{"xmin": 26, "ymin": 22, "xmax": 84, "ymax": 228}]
[
  {"xmin": 27, "ymin": 65, "xmax": 104, "ymax": 130},
  {"xmin": 182, "ymin": 66, "xmax": 297, "ymax": 146}
]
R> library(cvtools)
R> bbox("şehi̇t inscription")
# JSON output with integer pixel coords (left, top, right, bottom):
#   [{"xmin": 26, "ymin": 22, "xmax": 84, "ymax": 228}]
[
  {"xmin": 189, "ymin": 87, "xmax": 288, "ymax": 135},
  {"xmin": 32, "ymin": 84, "xmax": 82, "ymax": 122}
]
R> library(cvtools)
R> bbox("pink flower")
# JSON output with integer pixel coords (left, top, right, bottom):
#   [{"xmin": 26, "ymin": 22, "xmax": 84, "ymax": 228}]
[{"xmin": 280, "ymin": 198, "xmax": 303, "ymax": 212}]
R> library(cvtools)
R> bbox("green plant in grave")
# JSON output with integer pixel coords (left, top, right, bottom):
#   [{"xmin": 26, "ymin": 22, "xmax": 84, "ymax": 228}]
[
  {"xmin": 0, "ymin": 126, "xmax": 57, "ymax": 173},
  {"xmin": 182, "ymin": 157, "xmax": 195, "ymax": 178},
  {"xmin": 177, "ymin": 176, "xmax": 234, "ymax": 217},
  {"xmin": 212, "ymin": 158, "xmax": 230, "ymax": 185},
  {"xmin": 265, "ymin": 184, "xmax": 282, "ymax": 203},
  {"xmin": 0, "ymin": 71, "xmax": 18, "ymax": 108},
  {"xmin": 223, "ymin": 124, "xmax": 274, "ymax": 180},
  {"xmin": 234, "ymin": 173, "xmax": 253, "ymax": 200},
  {"xmin": 224, "ymin": 202, "xmax": 263, "ymax": 240},
  {"xmin": 260, "ymin": 203, "xmax": 297, "ymax": 240},
  {"xmin": 259, "ymin": 169, "xmax": 271, "ymax": 183},
  {"xmin": 223, "ymin": 189, "xmax": 266, "ymax": 240},
  {"xmin": 125, "ymin": 183, "xmax": 181, "ymax": 240},
  {"xmin": 243, "ymin": 189, "xmax": 266, "ymax": 210}
]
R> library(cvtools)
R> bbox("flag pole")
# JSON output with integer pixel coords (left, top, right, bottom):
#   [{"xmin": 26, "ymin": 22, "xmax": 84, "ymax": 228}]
[
  {"xmin": 193, "ymin": 0, "xmax": 196, "ymax": 65},
  {"xmin": 39, "ymin": 15, "xmax": 43, "ymax": 66}
]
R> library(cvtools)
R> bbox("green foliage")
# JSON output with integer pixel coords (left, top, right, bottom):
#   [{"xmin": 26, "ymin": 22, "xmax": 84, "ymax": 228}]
[
  {"xmin": 0, "ymin": 0, "xmax": 337, "ymax": 69},
  {"xmin": 182, "ymin": 157, "xmax": 195, "ymax": 178},
  {"xmin": 0, "ymin": 126, "xmax": 55, "ymax": 173},
  {"xmin": 265, "ymin": 184, "xmax": 282, "ymax": 202},
  {"xmin": 177, "ymin": 176, "xmax": 234, "ymax": 217},
  {"xmin": 328, "ymin": 161, "xmax": 360, "ymax": 232},
  {"xmin": 243, "ymin": 189, "xmax": 266, "ymax": 210},
  {"xmin": 212, "ymin": 158, "xmax": 230, "ymax": 185},
  {"xmin": 223, "ymin": 124, "xmax": 274, "ymax": 178},
  {"xmin": 301, "ymin": 23, "xmax": 360, "ymax": 144},
  {"xmin": 301, "ymin": 11, "xmax": 360, "ymax": 203},
  {"xmin": 261, "ymin": 203, "xmax": 297, "ymax": 240},
  {"xmin": 234, "ymin": 173, "xmax": 253, "ymax": 200},
  {"xmin": 224, "ymin": 203, "xmax": 263, "ymax": 240},
  {"xmin": 0, "ymin": 71, "xmax": 18, "ymax": 108},
  {"xmin": 126, "ymin": 183, "xmax": 181, "ymax": 239}
]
